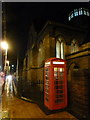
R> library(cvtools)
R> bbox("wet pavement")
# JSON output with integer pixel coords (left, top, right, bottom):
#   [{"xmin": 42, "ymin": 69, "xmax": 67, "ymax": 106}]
[
  {"xmin": 0, "ymin": 90, "xmax": 78, "ymax": 119},
  {"xmin": 0, "ymin": 78, "xmax": 78, "ymax": 119}
]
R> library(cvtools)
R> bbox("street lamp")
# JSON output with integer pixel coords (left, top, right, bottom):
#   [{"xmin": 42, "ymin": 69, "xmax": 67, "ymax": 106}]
[{"xmin": 1, "ymin": 41, "xmax": 8, "ymax": 74}]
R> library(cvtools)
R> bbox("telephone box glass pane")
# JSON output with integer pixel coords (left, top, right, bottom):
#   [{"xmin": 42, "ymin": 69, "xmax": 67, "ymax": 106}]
[
  {"xmin": 54, "ymin": 68, "xmax": 58, "ymax": 80},
  {"xmin": 55, "ymin": 99, "xmax": 64, "ymax": 103},
  {"xmin": 54, "ymin": 67, "xmax": 64, "ymax": 81},
  {"xmin": 56, "ymin": 81, "xmax": 63, "ymax": 84},
  {"xmin": 56, "ymin": 94, "xmax": 63, "ymax": 98},
  {"xmin": 45, "ymin": 67, "xmax": 49, "ymax": 101},
  {"xmin": 54, "ymin": 67, "xmax": 65, "ymax": 104},
  {"xmin": 55, "ymin": 85, "xmax": 63, "ymax": 89},
  {"xmin": 56, "ymin": 90, "xmax": 63, "ymax": 93}
]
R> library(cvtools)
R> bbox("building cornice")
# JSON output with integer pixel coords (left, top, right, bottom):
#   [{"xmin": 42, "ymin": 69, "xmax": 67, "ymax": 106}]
[{"xmin": 66, "ymin": 48, "xmax": 90, "ymax": 60}]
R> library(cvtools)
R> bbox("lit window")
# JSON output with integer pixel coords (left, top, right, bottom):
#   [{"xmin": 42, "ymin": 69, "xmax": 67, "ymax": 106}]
[
  {"xmin": 56, "ymin": 40, "xmax": 61, "ymax": 58},
  {"xmin": 87, "ymin": 10, "xmax": 90, "ymax": 16},
  {"xmin": 68, "ymin": 8, "xmax": 90, "ymax": 21},
  {"xmin": 74, "ymin": 9, "xmax": 78, "ymax": 16},
  {"xmin": 71, "ymin": 40, "xmax": 78, "ymax": 53},
  {"xmin": 83, "ymin": 8, "xmax": 87, "ymax": 15},
  {"xmin": 68, "ymin": 16, "xmax": 71, "ymax": 21},
  {"xmin": 79, "ymin": 8, "xmax": 83, "ymax": 15},
  {"xmin": 61, "ymin": 42, "xmax": 64, "ymax": 59},
  {"xmin": 71, "ymin": 12, "xmax": 74, "ymax": 18},
  {"xmin": 56, "ymin": 38, "xmax": 64, "ymax": 59}
]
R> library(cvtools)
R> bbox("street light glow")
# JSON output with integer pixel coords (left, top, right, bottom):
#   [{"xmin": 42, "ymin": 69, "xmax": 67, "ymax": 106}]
[
  {"xmin": 1, "ymin": 41, "xmax": 8, "ymax": 50},
  {"xmin": 12, "ymin": 65, "xmax": 14, "ymax": 67},
  {"xmin": 1, "ymin": 41, "xmax": 9, "ymax": 74}
]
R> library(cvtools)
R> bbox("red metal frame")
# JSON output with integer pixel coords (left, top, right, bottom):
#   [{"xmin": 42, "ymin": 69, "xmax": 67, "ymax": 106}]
[{"xmin": 44, "ymin": 58, "xmax": 67, "ymax": 110}]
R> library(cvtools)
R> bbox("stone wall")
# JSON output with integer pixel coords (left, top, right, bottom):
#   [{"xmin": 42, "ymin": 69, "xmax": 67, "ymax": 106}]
[{"xmin": 67, "ymin": 54, "xmax": 90, "ymax": 119}]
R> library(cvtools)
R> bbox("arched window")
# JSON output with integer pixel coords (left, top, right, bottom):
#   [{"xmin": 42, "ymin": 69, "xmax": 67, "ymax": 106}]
[
  {"xmin": 71, "ymin": 39, "xmax": 78, "ymax": 53},
  {"xmin": 79, "ymin": 8, "xmax": 83, "ymax": 15},
  {"xmin": 83, "ymin": 8, "xmax": 87, "ymax": 15},
  {"xmin": 68, "ymin": 16, "xmax": 71, "ymax": 21},
  {"xmin": 56, "ymin": 40, "xmax": 60, "ymax": 58},
  {"xmin": 56, "ymin": 37, "xmax": 64, "ymax": 59},
  {"xmin": 87, "ymin": 9, "xmax": 90, "ymax": 16},
  {"xmin": 74, "ymin": 9, "xmax": 78, "ymax": 16},
  {"xmin": 71, "ymin": 12, "xmax": 74, "ymax": 18}
]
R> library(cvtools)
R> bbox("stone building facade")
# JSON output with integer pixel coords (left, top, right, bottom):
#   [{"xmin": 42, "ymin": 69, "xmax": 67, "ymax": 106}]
[{"xmin": 20, "ymin": 7, "xmax": 90, "ymax": 119}]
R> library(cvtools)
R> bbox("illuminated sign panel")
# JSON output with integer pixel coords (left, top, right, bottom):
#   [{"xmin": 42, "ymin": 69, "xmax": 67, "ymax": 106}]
[
  {"xmin": 53, "ymin": 62, "xmax": 64, "ymax": 64},
  {"xmin": 45, "ymin": 62, "xmax": 50, "ymax": 67}
]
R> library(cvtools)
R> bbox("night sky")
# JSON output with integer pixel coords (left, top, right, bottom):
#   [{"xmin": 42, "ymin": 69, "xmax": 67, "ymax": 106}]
[{"xmin": 3, "ymin": 2, "xmax": 90, "ymax": 67}]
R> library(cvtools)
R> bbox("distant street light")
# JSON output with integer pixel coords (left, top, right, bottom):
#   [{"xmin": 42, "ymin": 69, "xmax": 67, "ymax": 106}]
[
  {"xmin": 12, "ymin": 65, "xmax": 14, "ymax": 67},
  {"xmin": 1, "ymin": 41, "xmax": 8, "ymax": 74}
]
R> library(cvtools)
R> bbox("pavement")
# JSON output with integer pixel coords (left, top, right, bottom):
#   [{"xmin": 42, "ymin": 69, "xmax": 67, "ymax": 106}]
[{"xmin": 1, "ymin": 90, "xmax": 79, "ymax": 119}]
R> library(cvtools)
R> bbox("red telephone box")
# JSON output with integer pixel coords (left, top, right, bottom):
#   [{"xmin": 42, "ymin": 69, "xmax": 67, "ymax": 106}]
[{"xmin": 44, "ymin": 58, "xmax": 67, "ymax": 110}]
